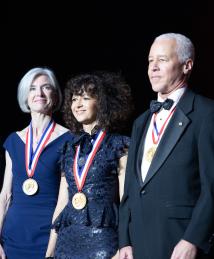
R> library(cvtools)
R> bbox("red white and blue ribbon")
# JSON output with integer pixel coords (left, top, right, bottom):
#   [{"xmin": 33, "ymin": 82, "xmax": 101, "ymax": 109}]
[
  {"xmin": 25, "ymin": 120, "xmax": 56, "ymax": 177},
  {"xmin": 152, "ymin": 107, "xmax": 176, "ymax": 144},
  {"xmin": 73, "ymin": 130, "xmax": 106, "ymax": 191}
]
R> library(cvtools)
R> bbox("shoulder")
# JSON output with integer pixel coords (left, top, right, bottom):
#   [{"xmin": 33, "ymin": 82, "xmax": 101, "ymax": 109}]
[
  {"xmin": 104, "ymin": 134, "xmax": 130, "ymax": 159},
  {"xmin": 183, "ymin": 91, "xmax": 214, "ymax": 129},
  {"xmin": 107, "ymin": 133, "xmax": 130, "ymax": 147},
  {"xmin": 54, "ymin": 124, "xmax": 70, "ymax": 136},
  {"xmin": 187, "ymin": 93, "xmax": 214, "ymax": 121},
  {"xmin": 16, "ymin": 127, "xmax": 28, "ymax": 143},
  {"xmin": 3, "ymin": 130, "xmax": 23, "ymax": 151},
  {"xmin": 194, "ymin": 93, "xmax": 214, "ymax": 109},
  {"xmin": 51, "ymin": 124, "xmax": 74, "ymax": 142},
  {"xmin": 182, "ymin": 89, "xmax": 214, "ymax": 112}
]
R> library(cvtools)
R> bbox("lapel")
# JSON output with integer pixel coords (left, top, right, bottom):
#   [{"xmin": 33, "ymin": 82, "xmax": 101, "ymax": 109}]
[
  {"xmin": 142, "ymin": 89, "xmax": 195, "ymax": 187},
  {"xmin": 133, "ymin": 110, "xmax": 152, "ymax": 186},
  {"xmin": 136, "ymin": 111, "xmax": 152, "ymax": 186}
]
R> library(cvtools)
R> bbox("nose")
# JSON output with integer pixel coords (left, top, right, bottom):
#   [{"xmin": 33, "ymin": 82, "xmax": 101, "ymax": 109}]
[
  {"xmin": 35, "ymin": 86, "xmax": 44, "ymax": 96},
  {"xmin": 150, "ymin": 60, "xmax": 159, "ymax": 71},
  {"xmin": 76, "ymin": 98, "xmax": 83, "ymax": 107}
]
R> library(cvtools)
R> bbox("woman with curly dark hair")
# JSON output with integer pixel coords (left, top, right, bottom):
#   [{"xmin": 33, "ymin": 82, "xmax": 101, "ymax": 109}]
[{"xmin": 46, "ymin": 71, "xmax": 133, "ymax": 259}]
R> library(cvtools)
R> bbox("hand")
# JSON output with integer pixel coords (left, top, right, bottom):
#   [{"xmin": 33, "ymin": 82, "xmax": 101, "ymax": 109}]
[
  {"xmin": 119, "ymin": 246, "xmax": 133, "ymax": 259},
  {"xmin": 0, "ymin": 244, "xmax": 6, "ymax": 259},
  {"xmin": 170, "ymin": 239, "xmax": 197, "ymax": 259}
]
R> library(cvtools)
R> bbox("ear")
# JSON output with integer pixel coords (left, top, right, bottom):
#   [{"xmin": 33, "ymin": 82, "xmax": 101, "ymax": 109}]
[{"xmin": 183, "ymin": 59, "xmax": 193, "ymax": 75}]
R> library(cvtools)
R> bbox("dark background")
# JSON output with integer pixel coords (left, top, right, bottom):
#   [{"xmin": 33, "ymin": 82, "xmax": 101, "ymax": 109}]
[{"xmin": 1, "ymin": 1, "xmax": 213, "ymax": 186}]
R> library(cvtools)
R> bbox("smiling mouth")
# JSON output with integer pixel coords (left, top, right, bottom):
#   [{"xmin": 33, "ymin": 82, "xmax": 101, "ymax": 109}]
[
  {"xmin": 150, "ymin": 76, "xmax": 162, "ymax": 82},
  {"xmin": 34, "ymin": 99, "xmax": 47, "ymax": 102},
  {"xmin": 151, "ymin": 75, "xmax": 161, "ymax": 79},
  {"xmin": 76, "ymin": 110, "xmax": 85, "ymax": 114}
]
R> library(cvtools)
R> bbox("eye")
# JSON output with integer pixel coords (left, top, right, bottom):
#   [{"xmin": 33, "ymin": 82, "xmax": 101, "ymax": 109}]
[
  {"xmin": 159, "ymin": 57, "xmax": 168, "ymax": 62},
  {"xmin": 29, "ymin": 86, "xmax": 36, "ymax": 91},
  {"xmin": 72, "ymin": 97, "xmax": 77, "ymax": 102},
  {"xmin": 83, "ymin": 96, "xmax": 90, "ymax": 100},
  {"xmin": 42, "ymin": 84, "xmax": 52, "ymax": 90}
]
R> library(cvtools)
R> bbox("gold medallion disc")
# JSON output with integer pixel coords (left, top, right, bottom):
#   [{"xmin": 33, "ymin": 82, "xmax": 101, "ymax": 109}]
[
  {"xmin": 145, "ymin": 146, "xmax": 157, "ymax": 163},
  {"xmin": 72, "ymin": 192, "xmax": 87, "ymax": 210},
  {"xmin": 22, "ymin": 178, "xmax": 38, "ymax": 195}
]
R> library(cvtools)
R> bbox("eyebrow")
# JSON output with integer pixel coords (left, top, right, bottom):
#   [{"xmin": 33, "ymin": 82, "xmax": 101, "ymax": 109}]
[
  {"xmin": 148, "ymin": 55, "xmax": 168, "ymax": 58},
  {"xmin": 30, "ymin": 83, "xmax": 52, "ymax": 87}
]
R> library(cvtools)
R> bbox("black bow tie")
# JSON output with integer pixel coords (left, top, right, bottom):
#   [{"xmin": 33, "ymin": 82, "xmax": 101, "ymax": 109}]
[
  {"xmin": 150, "ymin": 98, "xmax": 174, "ymax": 113},
  {"xmin": 74, "ymin": 132, "xmax": 95, "ymax": 155}
]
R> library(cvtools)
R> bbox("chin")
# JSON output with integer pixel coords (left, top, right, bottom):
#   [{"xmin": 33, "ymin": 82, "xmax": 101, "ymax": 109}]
[{"xmin": 151, "ymin": 86, "xmax": 161, "ymax": 93}]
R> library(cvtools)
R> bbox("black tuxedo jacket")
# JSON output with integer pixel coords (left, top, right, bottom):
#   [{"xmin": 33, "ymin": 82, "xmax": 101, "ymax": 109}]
[{"xmin": 119, "ymin": 89, "xmax": 214, "ymax": 259}]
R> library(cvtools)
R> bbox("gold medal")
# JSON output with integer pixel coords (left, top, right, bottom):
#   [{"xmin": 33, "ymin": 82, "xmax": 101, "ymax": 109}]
[
  {"xmin": 145, "ymin": 145, "xmax": 157, "ymax": 163},
  {"xmin": 22, "ymin": 178, "xmax": 38, "ymax": 195},
  {"xmin": 72, "ymin": 192, "xmax": 87, "ymax": 210}
]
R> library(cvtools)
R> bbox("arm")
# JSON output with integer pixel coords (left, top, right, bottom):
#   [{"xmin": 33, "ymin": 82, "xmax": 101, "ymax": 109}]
[
  {"xmin": 119, "ymin": 123, "xmax": 138, "ymax": 247},
  {"xmin": 109, "ymin": 155, "xmax": 129, "ymax": 259},
  {"xmin": 118, "ymin": 154, "xmax": 133, "ymax": 259},
  {"xmin": 0, "ymin": 151, "xmax": 13, "ymax": 259},
  {"xmin": 118, "ymin": 122, "xmax": 140, "ymax": 259},
  {"xmin": 118, "ymin": 154, "xmax": 128, "ymax": 201},
  {"xmin": 45, "ymin": 174, "xmax": 69, "ymax": 257},
  {"xmin": 173, "ymin": 111, "xmax": 214, "ymax": 257}
]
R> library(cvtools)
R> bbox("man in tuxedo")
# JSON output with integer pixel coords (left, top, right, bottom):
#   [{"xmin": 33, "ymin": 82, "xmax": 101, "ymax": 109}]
[{"xmin": 119, "ymin": 33, "xmax": 214, "ymax": 259}]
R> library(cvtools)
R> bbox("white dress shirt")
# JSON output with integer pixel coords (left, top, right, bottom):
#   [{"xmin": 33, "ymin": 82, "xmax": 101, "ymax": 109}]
[{"xmin": 141, "ymin": 87, "xmax": 186, "ymax": 181}]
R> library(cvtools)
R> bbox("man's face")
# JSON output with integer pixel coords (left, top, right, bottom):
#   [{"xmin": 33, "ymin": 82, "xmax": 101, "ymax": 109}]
[{"xmin": 148, "ymin": 38, "xmax": 186, "ymax": 96}]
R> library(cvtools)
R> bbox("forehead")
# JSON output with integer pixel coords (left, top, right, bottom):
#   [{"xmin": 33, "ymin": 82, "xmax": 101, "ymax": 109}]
[
  {"xmin": 32, "ymin": 74, "xmax": 50, "ymax": 85},
  {"xmin": 149, "ymin": 38, "xmax": 177, "ymax": 57}
]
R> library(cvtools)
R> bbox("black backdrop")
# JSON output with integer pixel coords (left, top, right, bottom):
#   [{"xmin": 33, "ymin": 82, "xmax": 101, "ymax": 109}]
[{"xmin": 1, "ymin": 1, "xmax": 213, "ymax": 187}]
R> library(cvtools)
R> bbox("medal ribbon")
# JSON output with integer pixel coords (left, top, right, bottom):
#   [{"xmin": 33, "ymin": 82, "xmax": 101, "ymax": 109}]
[
  {"xmin": 73, "ymin": 130, "xmax": 106, "ymax": 191},
  {"xmin": 25, "ymin": 120, "xmax": 56, "ymax": 177},
  {"xmin": 152, "ymin": 107, "xmax": 176, "ymax": 144}
]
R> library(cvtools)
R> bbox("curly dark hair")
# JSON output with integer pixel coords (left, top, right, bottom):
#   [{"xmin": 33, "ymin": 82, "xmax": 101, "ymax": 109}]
[{"xmin": 62, "ymin": 71, "xmax": 134, "ymax": 134}]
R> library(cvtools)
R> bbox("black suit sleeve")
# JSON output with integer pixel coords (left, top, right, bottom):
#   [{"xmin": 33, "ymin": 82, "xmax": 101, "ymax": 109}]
[
  {"xmin": 119, "ymin": 121, "xmax": 138, "ymax": 248},
  {"xmin": 183, "ymin": 111, "xmax": 214, "ymax": 253}
]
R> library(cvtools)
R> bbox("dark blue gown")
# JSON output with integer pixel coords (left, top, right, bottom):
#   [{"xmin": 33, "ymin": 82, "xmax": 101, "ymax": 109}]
[
  {"xmin": 1, "ymin": 131, "xmax": 73, "ymax": 259},
  {"xmin": 53, "ymin": 133, "xmax": 130, "ymax": 259}
]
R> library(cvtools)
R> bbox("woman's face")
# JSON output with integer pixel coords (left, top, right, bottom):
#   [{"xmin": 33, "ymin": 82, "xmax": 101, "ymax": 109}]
[
  {"xmin": 27, "ymin": 75, "xmax": 56, "ymax": 114},
  {"xmin": 71, "ymin": 92, "xmax": 98, "ymax": 125}
]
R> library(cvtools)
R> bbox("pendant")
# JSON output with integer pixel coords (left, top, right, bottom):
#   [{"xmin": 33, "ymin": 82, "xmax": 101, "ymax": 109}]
[
  {"xmin": 145, "ymin": 145, "xmax": 157, "ymax": 163},
  {"xmin": 72, "ymin": 192, "xmax": 87, "ymax": 210},
  {"xmin": 22, "ymin": 178, "xmax": 38, "ymax": 195}
]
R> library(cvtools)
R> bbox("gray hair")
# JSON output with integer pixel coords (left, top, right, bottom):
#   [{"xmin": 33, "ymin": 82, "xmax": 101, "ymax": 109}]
[
  {"xmin": 17, "ymin": 67, "xmax": 62, "ymax": 113},
  {"xmin": 154, "ymin": 33, "xmax": 195, "ymax": 64}
]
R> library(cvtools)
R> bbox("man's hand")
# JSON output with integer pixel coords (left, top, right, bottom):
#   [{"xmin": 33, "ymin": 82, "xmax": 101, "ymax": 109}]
[
  {"xmin": 119, "ymin": 246, "xmax": 133, "ymax": 259},
  {"xmin": 170, "ymin": 239, "xmax": 197, "ymax": 259}
]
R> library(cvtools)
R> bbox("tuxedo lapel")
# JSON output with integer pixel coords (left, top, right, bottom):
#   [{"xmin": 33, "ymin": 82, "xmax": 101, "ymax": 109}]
[
  {"xmin": 142, "ymin": 89, "xmax": 195, "ymax": 187},
  {"xmin": 136, "ymin": 111, "xmax": 152, "ymax": 186}
]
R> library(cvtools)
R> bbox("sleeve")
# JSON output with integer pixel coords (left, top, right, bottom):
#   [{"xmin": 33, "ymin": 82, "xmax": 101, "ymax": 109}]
[
  {"xmin": 119, "ymin": 122, "xmax": 137, "ymax": 248},
  {"xmin": 183, "ymin": 111, "xmax": 214, "ymax": 254},
  {"xmin": 115, "ymin": 135, "xmax": 130, "ymax": 159},
  {"xmin": 58, "ymin": 141, "xmax": 72, "ymax": 173}
]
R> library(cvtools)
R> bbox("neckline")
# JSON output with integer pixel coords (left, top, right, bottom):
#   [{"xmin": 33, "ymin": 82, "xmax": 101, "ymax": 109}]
[{"xmin": 15, "ymin": 130, "xmax": 71, "ymax": 148}]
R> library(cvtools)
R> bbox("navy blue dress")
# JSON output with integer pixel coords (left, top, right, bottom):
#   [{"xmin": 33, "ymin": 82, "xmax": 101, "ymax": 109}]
[
  {"xmin": 53, "ymin": 133, "xmax": 130, "ymax": 259},
  {"xmin": 1, "ymin": 131, "xmax": 73, "ymax": 259}
]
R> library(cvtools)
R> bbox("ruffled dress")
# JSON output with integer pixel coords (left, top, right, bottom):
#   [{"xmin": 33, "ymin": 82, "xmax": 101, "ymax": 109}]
[{"xmin": 53, "ymin": 133, "xmax": 130, "ymax": 259}]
